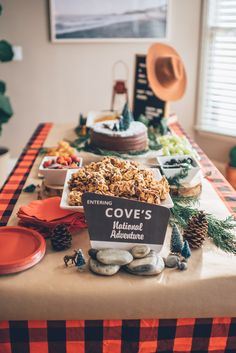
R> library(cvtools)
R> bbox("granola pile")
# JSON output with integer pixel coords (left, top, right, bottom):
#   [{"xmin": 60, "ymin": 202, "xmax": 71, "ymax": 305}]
[{"xmin": 67, "ymin": 157, "xmax": 169, "ymax": 206}]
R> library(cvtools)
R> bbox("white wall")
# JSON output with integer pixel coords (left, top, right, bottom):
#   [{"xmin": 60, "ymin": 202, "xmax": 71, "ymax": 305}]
[{"xmin": 0, "ymin": 0, "xmax": 202, "ymax": 157}]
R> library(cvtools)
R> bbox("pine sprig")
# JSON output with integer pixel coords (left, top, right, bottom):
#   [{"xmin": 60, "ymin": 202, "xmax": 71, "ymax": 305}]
[
  {"xmin": 207, "ymin": 215, "xmax": 236, "ymax": 254},
  {"xmin": 171, "ymin": 200, "xmax": 236, "ymax": 254},
  {"xmin": 167, "ymin": 166, "xmax": 191, "ymax": 188},
  {"xmin": 170, "ymin": 202, "xmax": 197, "ymax": 228}
]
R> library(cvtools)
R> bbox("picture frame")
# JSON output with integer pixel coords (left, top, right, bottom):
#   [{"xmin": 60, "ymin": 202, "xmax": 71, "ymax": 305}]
[{"xmin": 49, "ymin": 0, "xmax": 170, "ymax": 43}]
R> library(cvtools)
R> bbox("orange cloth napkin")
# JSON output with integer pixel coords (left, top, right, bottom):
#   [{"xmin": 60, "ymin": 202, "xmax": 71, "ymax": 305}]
[
  {"xmin": 17, "ymin": 197, "xmax": 86, "ymax": 237},
  {"xmin": 19, "ymin": 197, "xmax": 76, "ymax": 222}
]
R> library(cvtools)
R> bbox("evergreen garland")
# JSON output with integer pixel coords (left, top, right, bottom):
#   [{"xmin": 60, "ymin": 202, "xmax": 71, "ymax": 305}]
[
  {"xmin": 137, "ymin": 114, "xmax": 169, "ymax": 136},
  {"xmin": 171, "ymin": 196, "xmax": 236, "ymax": 254},
  {"xmin": 75, "ymin": 141, "xmax": 148, "ymax": 158},
  {"xmin": 148, "ymin": 128, "xmax": 163, "ymax": 151}
]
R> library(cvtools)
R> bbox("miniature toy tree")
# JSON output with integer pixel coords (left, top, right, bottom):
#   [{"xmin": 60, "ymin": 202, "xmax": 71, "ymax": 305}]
[
  {"xmin": 181, "ymin": 240, "xmax": 191, "ymax": 260},
  {"xmin": 112, "ymin": 123, "xmax": 118, "ymax": 131},
  {"xmin": 75, "ymin": 249, "xmax": 86, "ymax": 268},
  {"xmin": 119, "ymin": 118, "xmax": 125, "ymax": 131},
  {"xmin": 170, "ymin": 224, "xmax": 183, "ymax": 254},
  {"xmin": 122, "ymin": 102, "xmax": 133, "ymax": 130}
]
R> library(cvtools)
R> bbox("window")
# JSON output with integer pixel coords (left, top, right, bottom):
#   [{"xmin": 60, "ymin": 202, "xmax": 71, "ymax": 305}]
[{"xmin": 197, "ymin": 0, "xmax": 236, "ymax": 137}]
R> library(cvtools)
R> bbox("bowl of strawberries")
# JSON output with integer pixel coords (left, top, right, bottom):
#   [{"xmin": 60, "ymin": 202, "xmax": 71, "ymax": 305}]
[{"xmin": 39, "ymin": 155, "xmax": 82, "ymax": 185}]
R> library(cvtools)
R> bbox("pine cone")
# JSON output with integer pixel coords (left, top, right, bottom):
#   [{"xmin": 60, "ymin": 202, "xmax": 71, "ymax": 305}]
[
  {"xmin": 51, "ymin": 224, "xmax": 72, "ymax": 251},
  {"xmin": 183, "ymin": 211, "xmax": 208, "ymax": 249}
]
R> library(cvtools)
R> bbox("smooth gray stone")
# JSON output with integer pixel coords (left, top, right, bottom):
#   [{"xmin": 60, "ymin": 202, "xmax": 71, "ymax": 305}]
[
  {"xmin": 126, "ymin": 250, "xmax": 156, "ymax": 270},
  {"xmin": 178, "ymin": 261, "xmax": 188, "ymax": 271},
  {"xmin": 96, "ymin": 248, "xmax": 133, "ymax": 266},
  {"xmin": 88, "ymin": 248, "xmax": 99, "ymax": 260},
  {"xmin": 126, "ymin": 251, "xmax": 165, "ymax": 276},
  {"xmin": 89, "ymin": 258, "xmax": 120, "ymax": 276},
  {"xmin": 164, "ymin": 254, "xmax": 179, "ymax": 268},
  {"xmin": 131, "ymin": 245, "xmax": 150, "ymax": 259}
]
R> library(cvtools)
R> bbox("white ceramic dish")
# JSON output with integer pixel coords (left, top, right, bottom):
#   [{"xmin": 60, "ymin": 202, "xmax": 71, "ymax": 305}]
[
  {"xmin": 157, "ymin": 135, "xmax": 201, "ymax": 161},
  {"xmin": 60, "ymin": 168, "xmax": 174, "ymax": 212},
  {"xmin": 157, "ymin": 155, "xmax": 202, "ymax": 187},
  {"xmin": 39, "ymin": 156, "xmax": 83, "ymax": 186}
]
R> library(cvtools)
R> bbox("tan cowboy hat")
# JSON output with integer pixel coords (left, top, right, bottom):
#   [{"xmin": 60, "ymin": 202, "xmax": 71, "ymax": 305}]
[{"xmin": 146, "ymin": 43, "xmax": 187, "ymax": 101}]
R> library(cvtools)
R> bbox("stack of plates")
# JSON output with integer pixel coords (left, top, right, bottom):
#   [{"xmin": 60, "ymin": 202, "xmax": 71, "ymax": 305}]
[{"xmin": 0, "ymin": 227, "xmax": 46, "ymax": 275}]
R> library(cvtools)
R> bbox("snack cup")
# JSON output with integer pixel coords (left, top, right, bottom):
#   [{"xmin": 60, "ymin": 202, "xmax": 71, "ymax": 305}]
[{"xmin": 39, "ymin": 156, "xmax": 83, "ymax": 186}]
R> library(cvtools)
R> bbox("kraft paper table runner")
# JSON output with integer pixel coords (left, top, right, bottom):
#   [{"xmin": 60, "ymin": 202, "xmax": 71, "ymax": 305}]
[{"xmin": 0, "ymin": 123, "xmax": 236, "ymax": 320}]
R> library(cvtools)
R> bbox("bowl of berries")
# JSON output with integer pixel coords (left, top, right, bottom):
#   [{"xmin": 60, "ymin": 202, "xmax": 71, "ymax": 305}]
[
  {"xmin": 39, "ymin": 155, "xmax": 82, "ymax": 185},
  {"xmin": 157, "ymin": 155, "xmax": 202, "ymax": 187}
]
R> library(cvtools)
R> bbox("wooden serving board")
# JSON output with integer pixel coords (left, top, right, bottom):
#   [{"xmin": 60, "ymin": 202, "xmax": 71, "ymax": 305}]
[{"xmin": 170, "ymin": 182, "xmax": 202, "ymax": 198}]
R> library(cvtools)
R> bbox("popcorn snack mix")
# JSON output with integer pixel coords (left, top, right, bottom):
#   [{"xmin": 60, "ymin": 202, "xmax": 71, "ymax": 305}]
[
  {"xmin": 45, "ymin": 141, "xmax": 76, "ymax": 157},
  {"xmin": 67, "ymin": 157, "xmax": 169, "ymax": 206}
]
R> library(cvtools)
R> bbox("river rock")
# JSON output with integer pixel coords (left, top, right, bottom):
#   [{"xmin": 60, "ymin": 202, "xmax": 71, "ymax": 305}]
[
  {"xmin": 164, "ymin": 254, "xmax": 179, "ymax": 268},
  {"xmin": 89, "ymin": 258, "xmax": 120, "ymax": 276},
  {"xmin": 125, "ymin": 250, "xmax": 165, "ymax": 276},
  {"xmin": 96, "ymin": 248, "xmax": 133, "ymax": 266},
  {"xmin": 88, "ymin": 248, "xmax": 99, "ymax": 260},
  {"xmin": 177, "ymin": 261, "xmax": 188, "ymax": 271},
  {"xmin": 131, "ymin": 245, "xmax": 150, "ymax": 259}
]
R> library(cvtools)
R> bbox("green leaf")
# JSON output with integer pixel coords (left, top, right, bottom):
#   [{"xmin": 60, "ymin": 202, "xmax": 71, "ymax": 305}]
[
  {"xmin": 0, "ymin": 81, "xmax": 6, "ymax": 94},
  {"xmin": 0, "ymin": 40, "xmax": 14, "ymax": 62},
  {"xmin": 149, "ymin": 142, "xmax": 162, "ymax": 151},
  {"xmin": 160, "ymin": 118, "xmax": 169, "ymax": 136},
  {"xmin": 0, "ymin": 4, "xmax": 2, "ymax": 15},
  {"xmin": 39, "ymin": 147, "xmax": 47, "ymax": 155},
  {"xmin": 229, "ymin": 146, "xmax": 236, "ymax": 167},
  {"xmin": 23, "ymin": 184, "xmax": 37, "ymax": 193},
  {"xmin": 0, "ymin": 94, "xmax": 13, "ymax": 134},
  {"xmin": 138, "ymin": 114, "xmax": 149, "ymax": 127}
]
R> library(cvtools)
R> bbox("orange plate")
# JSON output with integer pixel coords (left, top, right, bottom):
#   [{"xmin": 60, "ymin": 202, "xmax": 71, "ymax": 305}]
[{"xmin": 0, "ymin": 226, "xmax": 46, "ymax": 275}]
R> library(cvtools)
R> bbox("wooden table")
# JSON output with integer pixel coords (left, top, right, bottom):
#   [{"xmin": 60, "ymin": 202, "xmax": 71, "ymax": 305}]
[{"xmin": 0, "ymin": 122, "xmax": 236, "ymax": 353}]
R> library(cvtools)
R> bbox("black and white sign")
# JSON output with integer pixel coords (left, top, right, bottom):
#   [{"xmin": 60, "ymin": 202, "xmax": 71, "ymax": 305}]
[
  {"xmin": 82, "ymin": 193, "xmax": 170, "ymax": 252},
  {"xmin": 133, "ymin": 54, "xmax": 166, "ymax": 121}
]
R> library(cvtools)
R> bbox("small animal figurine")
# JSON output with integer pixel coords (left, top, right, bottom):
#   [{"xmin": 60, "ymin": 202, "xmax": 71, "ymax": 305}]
[{"xmin": 63, "ymin": 250, "xmax": 78, "ymax": 267}]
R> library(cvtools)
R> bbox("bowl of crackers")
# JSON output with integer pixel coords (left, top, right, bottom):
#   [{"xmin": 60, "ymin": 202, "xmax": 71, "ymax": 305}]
[{"xmin": 60, "ymin": 157, "xmax": 173, "ymax": 211}]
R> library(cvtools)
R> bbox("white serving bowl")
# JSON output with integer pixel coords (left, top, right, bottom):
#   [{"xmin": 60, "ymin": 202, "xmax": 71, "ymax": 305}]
[
  {"xmin": 39, "ymin": 156, "xmax": 83, "ymax": 186},
  {"xmin": 157, "ymin": 155, "xmax": 202, "ymax": 187},
  {"xmin": 60, "ymin": 168, "xmax": 174, "ymax": 212}
]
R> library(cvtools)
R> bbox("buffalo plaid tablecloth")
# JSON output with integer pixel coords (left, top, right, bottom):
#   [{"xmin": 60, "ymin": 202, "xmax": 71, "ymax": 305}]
[{"xmin": 0, "ymin": 123, "xmax": 236, "ymax": 353}]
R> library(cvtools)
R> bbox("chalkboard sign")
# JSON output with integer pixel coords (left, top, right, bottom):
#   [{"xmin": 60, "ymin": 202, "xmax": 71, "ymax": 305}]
[
  {"xmin": 82, "ymin": 192, "xmax": 170, "ymax": 252},
  {"xmin": 133, "ymin": 54, "xmax": 166, "ymax": 121}
]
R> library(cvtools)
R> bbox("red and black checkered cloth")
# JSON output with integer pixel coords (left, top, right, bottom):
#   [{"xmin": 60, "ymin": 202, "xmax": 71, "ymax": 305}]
[
  {"xmin": 1, "ymin": 319, "xmax": 236, "ymax": 353},
  {"xmin": 0, "ymin": 123, "xmax": 236, "ymax": 353}
]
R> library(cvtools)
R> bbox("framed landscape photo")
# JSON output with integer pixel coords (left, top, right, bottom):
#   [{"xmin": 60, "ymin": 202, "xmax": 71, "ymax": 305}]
[{"xmin": 49, "ymin": 0, "xmax": 169, "ymax": 42}]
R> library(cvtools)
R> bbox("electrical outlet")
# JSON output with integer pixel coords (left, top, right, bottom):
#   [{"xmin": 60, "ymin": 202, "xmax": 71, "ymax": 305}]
[{"xmin": 12, "ymin": 46, "xmax": 23, "ymax": 61}]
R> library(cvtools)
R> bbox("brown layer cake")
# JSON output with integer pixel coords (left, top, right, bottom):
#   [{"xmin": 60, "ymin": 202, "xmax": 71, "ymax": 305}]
[{"xmin": 90, "ymin": 121, "xmax": 148, "ymax": 152}]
